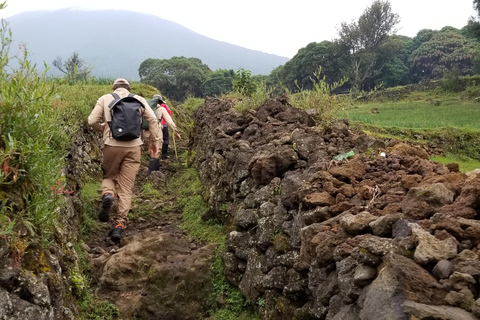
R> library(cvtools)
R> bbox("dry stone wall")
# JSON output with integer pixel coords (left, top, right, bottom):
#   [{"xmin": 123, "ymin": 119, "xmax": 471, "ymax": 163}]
[{"xmin": 191, "ymin": 96, "xmax": 480, "ymax": 320}]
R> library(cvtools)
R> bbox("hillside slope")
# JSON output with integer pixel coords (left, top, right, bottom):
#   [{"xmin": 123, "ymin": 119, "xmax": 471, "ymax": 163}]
[{"xmin": 7, "ymin": 9, "xmax": 289, "ymax": 79}]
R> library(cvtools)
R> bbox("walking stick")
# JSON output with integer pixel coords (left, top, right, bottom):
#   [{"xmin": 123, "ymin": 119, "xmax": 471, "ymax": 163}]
[{"xmin": 172, "ymin": 130, "xmax": 178, "ymax": 160}]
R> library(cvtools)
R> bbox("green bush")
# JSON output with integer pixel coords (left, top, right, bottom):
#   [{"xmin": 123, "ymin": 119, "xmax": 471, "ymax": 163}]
[
  {"xmin": 232, "ymin": 68, "xmax": 256, "ymax": 97},
  {"xmin": 461, "ymin": 84, "xmax": 480, "ymax": 100},
  {"xmin": 442, "ymin": 68, "xmax": 463, "ymax": 92}
]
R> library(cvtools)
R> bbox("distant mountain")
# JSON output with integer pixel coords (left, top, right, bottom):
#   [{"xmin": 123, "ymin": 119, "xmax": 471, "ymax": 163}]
[{"xmin": 6, "ymin": 10, "xmax": 289, "ymax": 80}]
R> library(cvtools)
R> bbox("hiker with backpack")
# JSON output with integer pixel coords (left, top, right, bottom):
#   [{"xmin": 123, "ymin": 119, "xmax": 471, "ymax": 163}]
[
  {"xmin": 155, "ymin": 95, "xmax": 180, "ymax": 159},
  {"xmin": 142, "ymin": 94, "xmax": 181, "ymax": 160},
  {"xmin": 87, "ymin": 78, "xmax": 161, "ymax": 243}
]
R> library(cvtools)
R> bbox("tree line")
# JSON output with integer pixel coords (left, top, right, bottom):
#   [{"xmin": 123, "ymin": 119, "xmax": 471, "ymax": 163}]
[{"xmin": 55, "ymin": 0, "xmax": 480, "ymax": 102}]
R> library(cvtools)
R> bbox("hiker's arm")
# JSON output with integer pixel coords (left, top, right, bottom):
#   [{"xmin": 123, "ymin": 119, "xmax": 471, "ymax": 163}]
[
  {"xmin": 161, "ymin": 109, "xmax": 177, "ymax": 131},
  {"xmin": 160, "ymin": 109, "xmax": 181, "ymax": 140},
  {"xmin": 88, "ymin": 97, "xmax": 106, "ymax": 133}
]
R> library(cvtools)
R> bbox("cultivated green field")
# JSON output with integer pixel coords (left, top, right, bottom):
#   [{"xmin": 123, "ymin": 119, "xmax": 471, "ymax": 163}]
[
  {"xmin": 338, "ymin": 96, "xmax": 480, "ymax": 130},
  {"xmin": 335, "ymin": 91, "xmax": 480, "ymax": 172}
]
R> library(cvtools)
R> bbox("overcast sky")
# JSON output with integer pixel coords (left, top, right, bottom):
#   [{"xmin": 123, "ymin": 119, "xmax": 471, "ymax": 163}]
[{"xmin": 0, "ymin": 0, "xmax": 477, "ymax": 58}]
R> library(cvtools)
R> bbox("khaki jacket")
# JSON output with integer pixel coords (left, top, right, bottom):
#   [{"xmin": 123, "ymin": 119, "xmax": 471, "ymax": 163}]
[
  {"xmin": 88, "ymin": 88, "xmax": 160, "ymax": 147},
  {"xmin": 157, "ymin": 107, "xmax": 177, "ymax": 131}
]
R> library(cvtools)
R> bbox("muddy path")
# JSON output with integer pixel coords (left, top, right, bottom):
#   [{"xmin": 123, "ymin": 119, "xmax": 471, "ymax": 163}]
[{"xmin": 82, "ymin": 145, "xmax": 217, "ymax": 320}]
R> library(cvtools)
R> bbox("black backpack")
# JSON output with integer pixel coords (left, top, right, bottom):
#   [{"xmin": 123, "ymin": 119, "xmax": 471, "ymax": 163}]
[{"xmin": 107, "ymin": 92, "xmax": 143, "ymax": 141}]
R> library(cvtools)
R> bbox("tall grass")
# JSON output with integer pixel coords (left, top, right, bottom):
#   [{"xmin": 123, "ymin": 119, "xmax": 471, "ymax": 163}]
[
  {"xmin": 283, "ymin": 68, "xmax": 349, "ymax": 126},
  {"xmin": 0, "ymin": 15, "xmax": 74, "ymax": 242},
  {"xmin": 225, "ymin": 80, "xmax": 273, "ymax": 113}
]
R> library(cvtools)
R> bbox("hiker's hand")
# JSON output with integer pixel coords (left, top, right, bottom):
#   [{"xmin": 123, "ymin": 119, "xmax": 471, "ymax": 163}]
[
  {"xmin": 149, "ymin": 144, "xmax": 158, "ymax": 158},
  {"xmin": 100, "ymin": 123, "xmax": 106, "ymax": 131},
  {"xmin": 174, "ymin": 131, "xmax": 182, "ymax": 141}
]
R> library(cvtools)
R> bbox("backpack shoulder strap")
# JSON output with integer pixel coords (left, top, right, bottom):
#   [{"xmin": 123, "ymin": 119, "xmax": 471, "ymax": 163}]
[
  {"xmin": 130, "ymin": 94, "xmax": 146, "ymax": 114},
  {"xmin": 108, "ymin": 92, "xmax": 121, "ymax": 109}
]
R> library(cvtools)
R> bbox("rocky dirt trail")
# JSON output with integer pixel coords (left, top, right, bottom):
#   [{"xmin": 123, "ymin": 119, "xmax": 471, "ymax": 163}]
[
  {"xmin": 85, "ymin": 159, "xmax": 185, "ymax": 251},
  {"xmin": 82, "ymin": 152, "xmax": 217, "ymax": 320}
]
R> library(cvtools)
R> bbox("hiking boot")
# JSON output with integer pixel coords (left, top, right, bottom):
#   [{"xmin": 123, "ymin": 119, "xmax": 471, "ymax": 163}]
[
  {"xmin": 109, "ymin": 225, "xmax": 123, "ymax": 243},
  {"xmin": 146, "ymin": 157, "xmax": 160, "ymax": 177},
  {"xmin": 98, "ymin": 193, "xmax": 113, "ymax": 222}
]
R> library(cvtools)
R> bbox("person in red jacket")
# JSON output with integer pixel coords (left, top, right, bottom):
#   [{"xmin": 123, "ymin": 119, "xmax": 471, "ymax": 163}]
[{"xmin": 158, "ymin": 95, "xmax": 178, "ymax": 159}]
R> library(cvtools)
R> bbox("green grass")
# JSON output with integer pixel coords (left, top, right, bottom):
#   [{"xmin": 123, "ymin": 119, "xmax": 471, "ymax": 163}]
[
  {"xmin": 79, "ymin": 181, "xmax": 102, "ymax": 237},
  {"xmin": 168, "ymin": 165, "xmax": 224, "ymax": 245},
  {"xmin": 333, "ymin": 90, "xmax": 480, "ymax": 160},
  {"xmin": 338, "ymin": 99, "xmax": 480, "ymax": 130},
  {"xmin": 181, "ymin": 96, "xmax": 205, "ymax": 114},
  {"xmin": 430, "ymin": 154, "xmax": 480, "ymax": 173}
]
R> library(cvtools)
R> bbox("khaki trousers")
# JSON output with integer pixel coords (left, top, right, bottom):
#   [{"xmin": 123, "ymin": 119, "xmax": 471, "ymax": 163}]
[{"xmin": 101, "ymin": 145, "xmax": 141, "ymax": 227}]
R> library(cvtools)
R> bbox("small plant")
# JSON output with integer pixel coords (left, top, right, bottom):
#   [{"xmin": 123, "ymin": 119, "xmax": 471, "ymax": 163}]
[
  {"xmin": 232, "ymin": 68, "xmax": 256, "ymax": 97},
  {"xmin": 0, "ymin": 200, "xmax": 14, "ymax": 236},
  {"xmin": 274, "ymin": 186, "xmax": 281, "ymax": 196},
  {"xmin": 257, "ymin": 297, "xmax": 266, "ymax": 307},
  {"xmin": 71, "ymin": 270, "xmax": 86, "ymax": 294},
  {"xmin": 220, "ymin": 203, "xmax": 228, "ymax": 218},
  {"xmin": 363, "ymin": 147, "xmax": 377, "ymax": 160}
]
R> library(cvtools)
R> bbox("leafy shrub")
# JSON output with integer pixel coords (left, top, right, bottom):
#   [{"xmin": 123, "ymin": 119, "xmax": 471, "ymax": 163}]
[
  {"xmin": 442, "ymin": 68, "xmax": 463, "ymax": 92},
  {"xmin": 232, "ymin": 68, "xmax": 256, "ymax": 97},
  {"xmin": 461, "ymin": 84, "xmax": 480, "ymax": 99}
]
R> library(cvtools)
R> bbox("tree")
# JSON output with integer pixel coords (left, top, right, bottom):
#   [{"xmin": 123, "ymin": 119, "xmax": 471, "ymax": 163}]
[
  {"xmin": 276, "ymin": 41, "xmax": 347, "ymax": 92},
  {"xmin": 467, "ymin": 0, "xmax": 480, "ymax": 39},
  {"xmin": 266, "ymin": 65, "xmax": 286, "ymax": 96},
  {"xmin": 410, "ymin": 29, "xmax": 479, "ymax": 80},
  {"xmin": 337, "ymin": 0, "xmax": 400, "ymax": 90},
  {"xmin": 372, "ymin": 35, "xmax": 412, "ymax": 87},
  {"xmin": 139, "ymin": 56, "xmax": 210, "ymax": 102},
  {"xmin": 201, "ymin": 69, "xmax": 235, "ymax": 97},
  {"xmin": 52, "ymin": 52, "xmax": 92, "ymax": 80}
]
